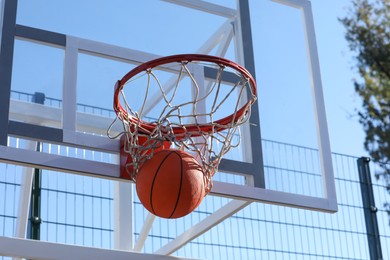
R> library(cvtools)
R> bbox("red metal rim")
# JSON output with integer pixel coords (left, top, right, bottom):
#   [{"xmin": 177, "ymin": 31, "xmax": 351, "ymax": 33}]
[{"xmin": 113, "ymin": 54, "xmax": 257, "ymax": 136}]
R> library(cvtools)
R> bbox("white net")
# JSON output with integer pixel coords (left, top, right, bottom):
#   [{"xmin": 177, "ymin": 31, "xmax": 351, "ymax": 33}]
[{"xmin": 109, "ymin": 56, "xmax": 256, "ymax": 194}]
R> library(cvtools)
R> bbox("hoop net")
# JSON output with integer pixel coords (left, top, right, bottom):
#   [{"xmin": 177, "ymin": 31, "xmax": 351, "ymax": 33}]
[{"xmin": 109, "ymin": 54, "xmax": 257, "ymax": 195}]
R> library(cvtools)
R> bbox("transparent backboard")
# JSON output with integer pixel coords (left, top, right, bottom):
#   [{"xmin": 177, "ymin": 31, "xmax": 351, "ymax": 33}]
[{"xmin": 0, "ymin": 0, "xmax": 337, "ymax": 216}]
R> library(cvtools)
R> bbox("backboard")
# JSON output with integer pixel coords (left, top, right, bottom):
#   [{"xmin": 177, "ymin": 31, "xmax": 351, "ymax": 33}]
[
  {"xmin": 0, "ymin": 0, "xmax": 337, "ymax": 257},
  {"xmin": 0, "ymin": 0, "xmax": 336, "ymax": 209}
]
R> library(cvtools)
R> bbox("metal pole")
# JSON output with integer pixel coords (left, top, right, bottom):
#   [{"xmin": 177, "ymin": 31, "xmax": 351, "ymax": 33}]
[
  {"xmin": 357, "ymin": 157, "xmax": 383, "ymax": 260},
  {"xmin": 0, "ymin": 0, "xmax": 17, "ymax": 146},
  {"xmin": 30, "ymin": 162, "xmax": 42, "ymax": 240},
  {"xmin": 29, "ymin": 92, "xmax": 45, "ymax": 240}
]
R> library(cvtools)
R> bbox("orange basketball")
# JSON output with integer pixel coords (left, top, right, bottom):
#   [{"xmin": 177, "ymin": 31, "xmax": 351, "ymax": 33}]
[{"xmin": 136, "ymin": 149, "xmax": 206, "ymax": 219}]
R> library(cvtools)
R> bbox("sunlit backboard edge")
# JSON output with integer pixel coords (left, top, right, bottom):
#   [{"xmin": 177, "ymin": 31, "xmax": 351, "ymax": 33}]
[{"xmin": 0, "ymin": 144, "xmax": 337, "ymax": 213}]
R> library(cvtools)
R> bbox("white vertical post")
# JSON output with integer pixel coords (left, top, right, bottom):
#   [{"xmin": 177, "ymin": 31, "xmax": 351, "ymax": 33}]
[
  {"xmin": 14, "ymin": 169, "xmax": 33, "ymax": 240},
  {"xmin": 14, "ymin": 141, "xmax": 37, "ymax": 239},
  {"xmin": 14, "ymin": 141, "xmax": 37, "ymax": 260},
  {"xmin": 113, "ymin": 180, "xmax": 134, "ymax": 251},
  {"xmin": 62, "ymin": 36, "xmax": 79, "ymax": 143}
]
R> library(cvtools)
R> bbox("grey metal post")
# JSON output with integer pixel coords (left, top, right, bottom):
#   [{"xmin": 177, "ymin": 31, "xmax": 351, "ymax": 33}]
[
  {"xmin": 237, "ymin": 0, "xmax": 265, "ymax": 189},
  {"xmin": 357, "ymin": 157, "xmax": 383, "ymax": 260},
  {"xmin": 0, "ymin": 0, "xmax": 17, "ymax": 146}
]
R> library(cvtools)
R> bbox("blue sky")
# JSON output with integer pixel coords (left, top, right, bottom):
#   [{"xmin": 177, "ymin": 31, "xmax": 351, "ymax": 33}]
[{"xmin": 311, "ymin": 0, "xmax": 366, "ymax": 156}]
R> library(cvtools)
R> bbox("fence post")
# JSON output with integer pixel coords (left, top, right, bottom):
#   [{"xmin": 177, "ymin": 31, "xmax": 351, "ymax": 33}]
[
  {"xmin": 357, "ymin": 157, "xmax": 383, "ymax": 260},
  {"xmin": 29, "ymin": 92, "xmax": 45, "ymax": 240}
]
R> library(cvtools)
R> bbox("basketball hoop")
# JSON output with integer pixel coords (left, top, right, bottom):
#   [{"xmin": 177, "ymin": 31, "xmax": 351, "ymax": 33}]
[{"xmin": 109, "ymin": 54, "xmax": 257, "ymax": 195}]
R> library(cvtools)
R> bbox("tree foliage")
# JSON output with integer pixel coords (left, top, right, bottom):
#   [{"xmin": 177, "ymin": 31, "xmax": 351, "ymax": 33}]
[{"xmin": 341, "ymin": 0, "xmax": 390, "ymax": 185}]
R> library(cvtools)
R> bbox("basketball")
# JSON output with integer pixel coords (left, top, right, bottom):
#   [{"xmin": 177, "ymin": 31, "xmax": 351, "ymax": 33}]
[{"xmin": 136, "ymin": 149, "xmax": 206, "ymax": 219}]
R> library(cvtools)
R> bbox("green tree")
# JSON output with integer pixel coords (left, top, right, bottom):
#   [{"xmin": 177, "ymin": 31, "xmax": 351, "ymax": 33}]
[{"xmin": 340, "ymin": 0, "xmax": 390, "ymax": 198}]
